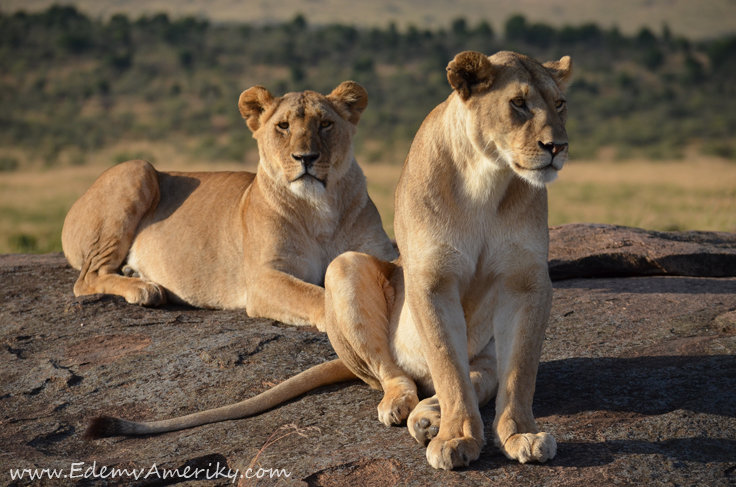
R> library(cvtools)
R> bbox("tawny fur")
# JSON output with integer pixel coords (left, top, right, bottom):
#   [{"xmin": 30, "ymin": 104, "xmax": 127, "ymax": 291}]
[
  {"xmin": 84, "ymin": 360, "xmax": 355, "ymax": 438},
  {"xmin": 323, "ymin": 51, "xmax": 572, "ymax": 470},
  {"xmin": 83, "ymin": 52, "xmax": 572, "ymax": 472},
  {"xmin": 62, "ymin": 81, "xmax": 397, "ymax": 330}
]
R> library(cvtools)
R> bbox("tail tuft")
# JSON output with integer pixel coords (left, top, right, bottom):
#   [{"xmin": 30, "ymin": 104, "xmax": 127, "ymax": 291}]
[{"xmin": 83, "ymin": 416, "xmax": 124, "ymax": 439}]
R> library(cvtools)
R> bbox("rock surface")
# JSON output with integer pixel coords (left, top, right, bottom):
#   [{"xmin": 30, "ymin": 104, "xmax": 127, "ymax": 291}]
[
  {"xmin": 1, "ymin": 224, "xmax": 735, "ymax": 486},
  {"xmin": 549, "ymin": 223, "xmax": 736, "ymax": 280}
]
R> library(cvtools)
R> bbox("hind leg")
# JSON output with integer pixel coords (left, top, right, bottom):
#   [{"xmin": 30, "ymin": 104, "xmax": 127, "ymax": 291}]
[
  {"xmin": 408, "ymin": 340, "xmax": 498, "ymax": 446},
  {"xmin": 324, "ymin": 252, "xmax": 418, "ymax": 426},
  {"xmin": 62, "ymin": 160, "xmax": 166, "ymax": 306}
]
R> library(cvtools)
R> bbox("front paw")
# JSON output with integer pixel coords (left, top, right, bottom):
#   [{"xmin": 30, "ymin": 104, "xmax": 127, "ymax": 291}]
[
  {"xmin": 426, "ymin": 436, "xmax": 483, "ymax": 470},
  {"xmin": 313, "ymin": 307, "xmax": 327, "ymax": 332},
  {"xmin": 128, "ymin": 281, "xmax": 167, "ymax": 307},
  {"xmin": 407, "ymin": 396, "xmax": 440, "ymax": 445},
  {"xmin": 378, "ymin": 380, "xmax": 419, "ymax": 426},
  {"xmin": 498, "ymin": 432, "xmax": 557, "ymax": 464}
]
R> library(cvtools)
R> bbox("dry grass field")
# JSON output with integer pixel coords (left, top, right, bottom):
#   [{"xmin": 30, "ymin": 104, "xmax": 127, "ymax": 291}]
[
  {"xmin": 0, "ymin": 141, "xmax": 253, "ymax": 254},
  {"xmin": 363, "ymin": 156, "xmax": 736, "ymax": 238},
  {"xmin": 546, "ymin": 157, "xmax": 736, "ymax": 233},
  {"xmin": 1, "ymin": 147, "xmax": 734, "ymax": 254}
]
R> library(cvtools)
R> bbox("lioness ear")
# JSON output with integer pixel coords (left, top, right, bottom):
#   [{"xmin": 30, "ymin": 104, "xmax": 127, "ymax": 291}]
[
  {"xmin": 543, "ymin": 56, "xmax": 574, "ymax": 92},
  {"xmin": 446, "ymin": 51, "xmax": 494, "ymax": 101},
  {"xmin": 239, "ymin": 86, "xmax": 275, "ymax": 132},
  {"xmin": 328, "ymin": 81, "xmax": 368, "ymax": 125}
]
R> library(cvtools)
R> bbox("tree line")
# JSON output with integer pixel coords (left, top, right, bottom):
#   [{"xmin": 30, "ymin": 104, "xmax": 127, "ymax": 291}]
[{"xmin": 1, "ymin": 5, "xmax": 735, "ymax": 169}]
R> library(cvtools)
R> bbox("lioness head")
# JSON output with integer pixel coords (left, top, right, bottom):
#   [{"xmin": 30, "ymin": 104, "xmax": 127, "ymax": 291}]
[
  {"xmin": 238, "ymin": 81, "xmax": 368, "ymax": 200},
  {"xmin": 447, "ymin": 51, "xmax": 573, "ymax": 187}
]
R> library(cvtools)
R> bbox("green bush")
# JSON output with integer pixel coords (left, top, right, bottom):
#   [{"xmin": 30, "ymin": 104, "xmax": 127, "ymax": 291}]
[
  {"xmin": 9, "ymin": 234, "xmax": 38, "ymax": 253},
  {"xmin": 0, "ymin": 156, "xmax": 19, "ymax": 172},
  {"xmin": 703, "ymin": 141, "xmax": 736, "ymax": 160}
]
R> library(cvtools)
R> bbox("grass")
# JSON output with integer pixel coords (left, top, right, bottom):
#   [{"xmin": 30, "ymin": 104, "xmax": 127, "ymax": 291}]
[
  {"xmin": 0, "ymin": 167, "xmax": 98, "ymax": 253},
  {"xmin": 0, "ymin": 141, "xmax": 255, "ymax": 254},
  {"xmin": 364, "ymin": 156, "xmax": 736, "ymax": 238},
  {"xmin": 1, "ymin": 147, "xmax": 735, "ymax": 254},
  {"xmin": 547, "ymin": 158, "xmax": 736, "ymax": 232}
]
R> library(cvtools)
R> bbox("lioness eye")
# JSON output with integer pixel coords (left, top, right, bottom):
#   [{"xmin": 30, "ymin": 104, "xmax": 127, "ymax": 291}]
[
  {"xmin": 511, "ymin": 97, "xmax": 525, "ymax": 108},
  {"xmin": 277, "ymin": 122, "xmax": 289, "ymax": 130},
  {"xmin": 320, "ymin": 120, "xmax": 333, "ymax": 129},
  {"xmin": 555, "ymin": 100, "xmax": 565, "ymax": 109}
]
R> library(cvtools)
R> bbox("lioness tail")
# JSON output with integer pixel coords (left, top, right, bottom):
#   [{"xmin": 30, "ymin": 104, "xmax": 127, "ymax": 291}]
[{"xmin": 84, "ymin": 359, "xmax": 355, "ymax": 439}]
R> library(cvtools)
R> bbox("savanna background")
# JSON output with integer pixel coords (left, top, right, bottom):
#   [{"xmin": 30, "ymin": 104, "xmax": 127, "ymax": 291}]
[{"xmin": 1, "ymin": 0, "xmax": 735, "ymax": 254}]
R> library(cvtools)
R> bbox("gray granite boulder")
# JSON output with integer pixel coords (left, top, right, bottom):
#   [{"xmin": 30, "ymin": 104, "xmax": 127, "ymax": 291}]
[
  {"xmin": 1, "ymin": 224, "xmax": 735, "ymax": 486},
  {"xmin": 549, "ymin": 223, "xmax": 736, "ymax": 280}
]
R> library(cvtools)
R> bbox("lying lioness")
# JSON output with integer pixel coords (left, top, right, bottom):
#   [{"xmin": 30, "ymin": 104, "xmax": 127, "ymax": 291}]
[
  {"xmin": 62, "ymin": 81, "xmax": 397, "ymax": 329},
  {"xmin": 85, "ymin": 51, "xmax": 572, "ymax": 471}
]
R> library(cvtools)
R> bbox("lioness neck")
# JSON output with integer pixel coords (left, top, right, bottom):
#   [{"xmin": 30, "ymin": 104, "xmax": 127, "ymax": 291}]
[
  {"xmin": 399, "ymin": 95, "xmax": 516, "ymax": 218},
  {"xmin": 446, "ymin": 96, "xmax": 516, "ymax": 208}
]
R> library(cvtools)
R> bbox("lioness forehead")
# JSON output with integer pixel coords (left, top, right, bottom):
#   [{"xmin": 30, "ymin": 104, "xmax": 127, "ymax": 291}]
[
  {"xmin": 276, "ymin": 91, "xmax": 332, "ymax": 120},
  {"xmin": 490, "ymin": 51, "xmax": 559, "ymax": 93}
]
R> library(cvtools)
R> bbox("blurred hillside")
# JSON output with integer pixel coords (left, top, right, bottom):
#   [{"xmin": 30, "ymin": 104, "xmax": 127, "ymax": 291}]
[
  {"xmin": 0, "ymin": 5, "xmax": 735, "ymax": 253},
  {"xmin": 1, "ymin": 5, "xmax": 736, "ymax": 170},
  {"xmin": 3, "ymin": 0, "xmax": 736, "ymax": 40}
]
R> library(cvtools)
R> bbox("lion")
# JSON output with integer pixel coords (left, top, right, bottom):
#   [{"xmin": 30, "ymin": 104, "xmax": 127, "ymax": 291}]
[
  {"xmin": 84, "ymin": 51, "xmax": 572, "ymax": 471},
  {"xmin": 61, "ymin": 81, "xmax": 397, "ymax": 330}
]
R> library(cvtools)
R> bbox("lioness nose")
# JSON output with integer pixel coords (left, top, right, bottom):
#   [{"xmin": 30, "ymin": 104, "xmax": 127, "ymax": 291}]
[
  {"xmin": 539, "ymin": 142, "xmax": 568, "ymax": 157},
  {"xmin": 292, "ymin": 152, "xmax": 320, "ymax": 168}
]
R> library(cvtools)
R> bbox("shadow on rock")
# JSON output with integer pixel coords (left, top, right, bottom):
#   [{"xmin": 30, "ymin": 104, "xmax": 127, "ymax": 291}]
[
  {"xmin": 535, "ymin": 355, "xmax": 736, "ymax": 418},
  {"xmin": 469, "ymin": 437, "xmax": 736, "ymax": 472},
  {"xmin": 556, "ymin": 276, "xmax": 736, "ymax": 295},
  {"xmin": 554, "ymin": 437, "xmax": 736, "ymax": 468}
]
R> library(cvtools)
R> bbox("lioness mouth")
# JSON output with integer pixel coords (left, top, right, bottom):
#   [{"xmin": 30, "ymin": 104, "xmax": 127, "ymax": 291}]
[
  {"xmin": 513, "ymin": 161, "xmax": 555, "ymax": 172},
  {"xmin": 293, "ymin": 173, "xmax": 327, "ymax": 187}
]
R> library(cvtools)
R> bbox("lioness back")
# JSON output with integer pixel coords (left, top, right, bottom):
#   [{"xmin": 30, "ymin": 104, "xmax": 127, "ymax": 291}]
[{"xmin": 127, "ymin": 170, "xmax": 256, "ymax": 309}]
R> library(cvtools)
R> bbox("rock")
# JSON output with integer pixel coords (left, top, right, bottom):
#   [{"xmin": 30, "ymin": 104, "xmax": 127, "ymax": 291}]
[
  {"xmin": 549, "ymin": 223, "xmax": 736, "ymax": 280},
  {"xmin": 1, "ymin": 226, "xmax": 736, "ymax": 486}
]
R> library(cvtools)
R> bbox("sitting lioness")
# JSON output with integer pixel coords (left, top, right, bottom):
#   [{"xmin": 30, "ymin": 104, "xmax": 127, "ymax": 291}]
[
  {"xmin": 85, "ymin": 51, "xmax": 571, "ymax": 471},
  {"xmin": 62, "ymin": 81, "xmax": 397, "ymax": 329}
]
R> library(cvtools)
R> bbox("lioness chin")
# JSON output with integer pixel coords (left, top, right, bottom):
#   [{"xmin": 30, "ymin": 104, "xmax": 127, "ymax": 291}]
[
  {"xmin": 62, "ymin": 81, "xmax": 397, "ymax": 329},
  {"xmin": 84, "ymin": 51, "xmax": 571, "ymax": 471}
]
